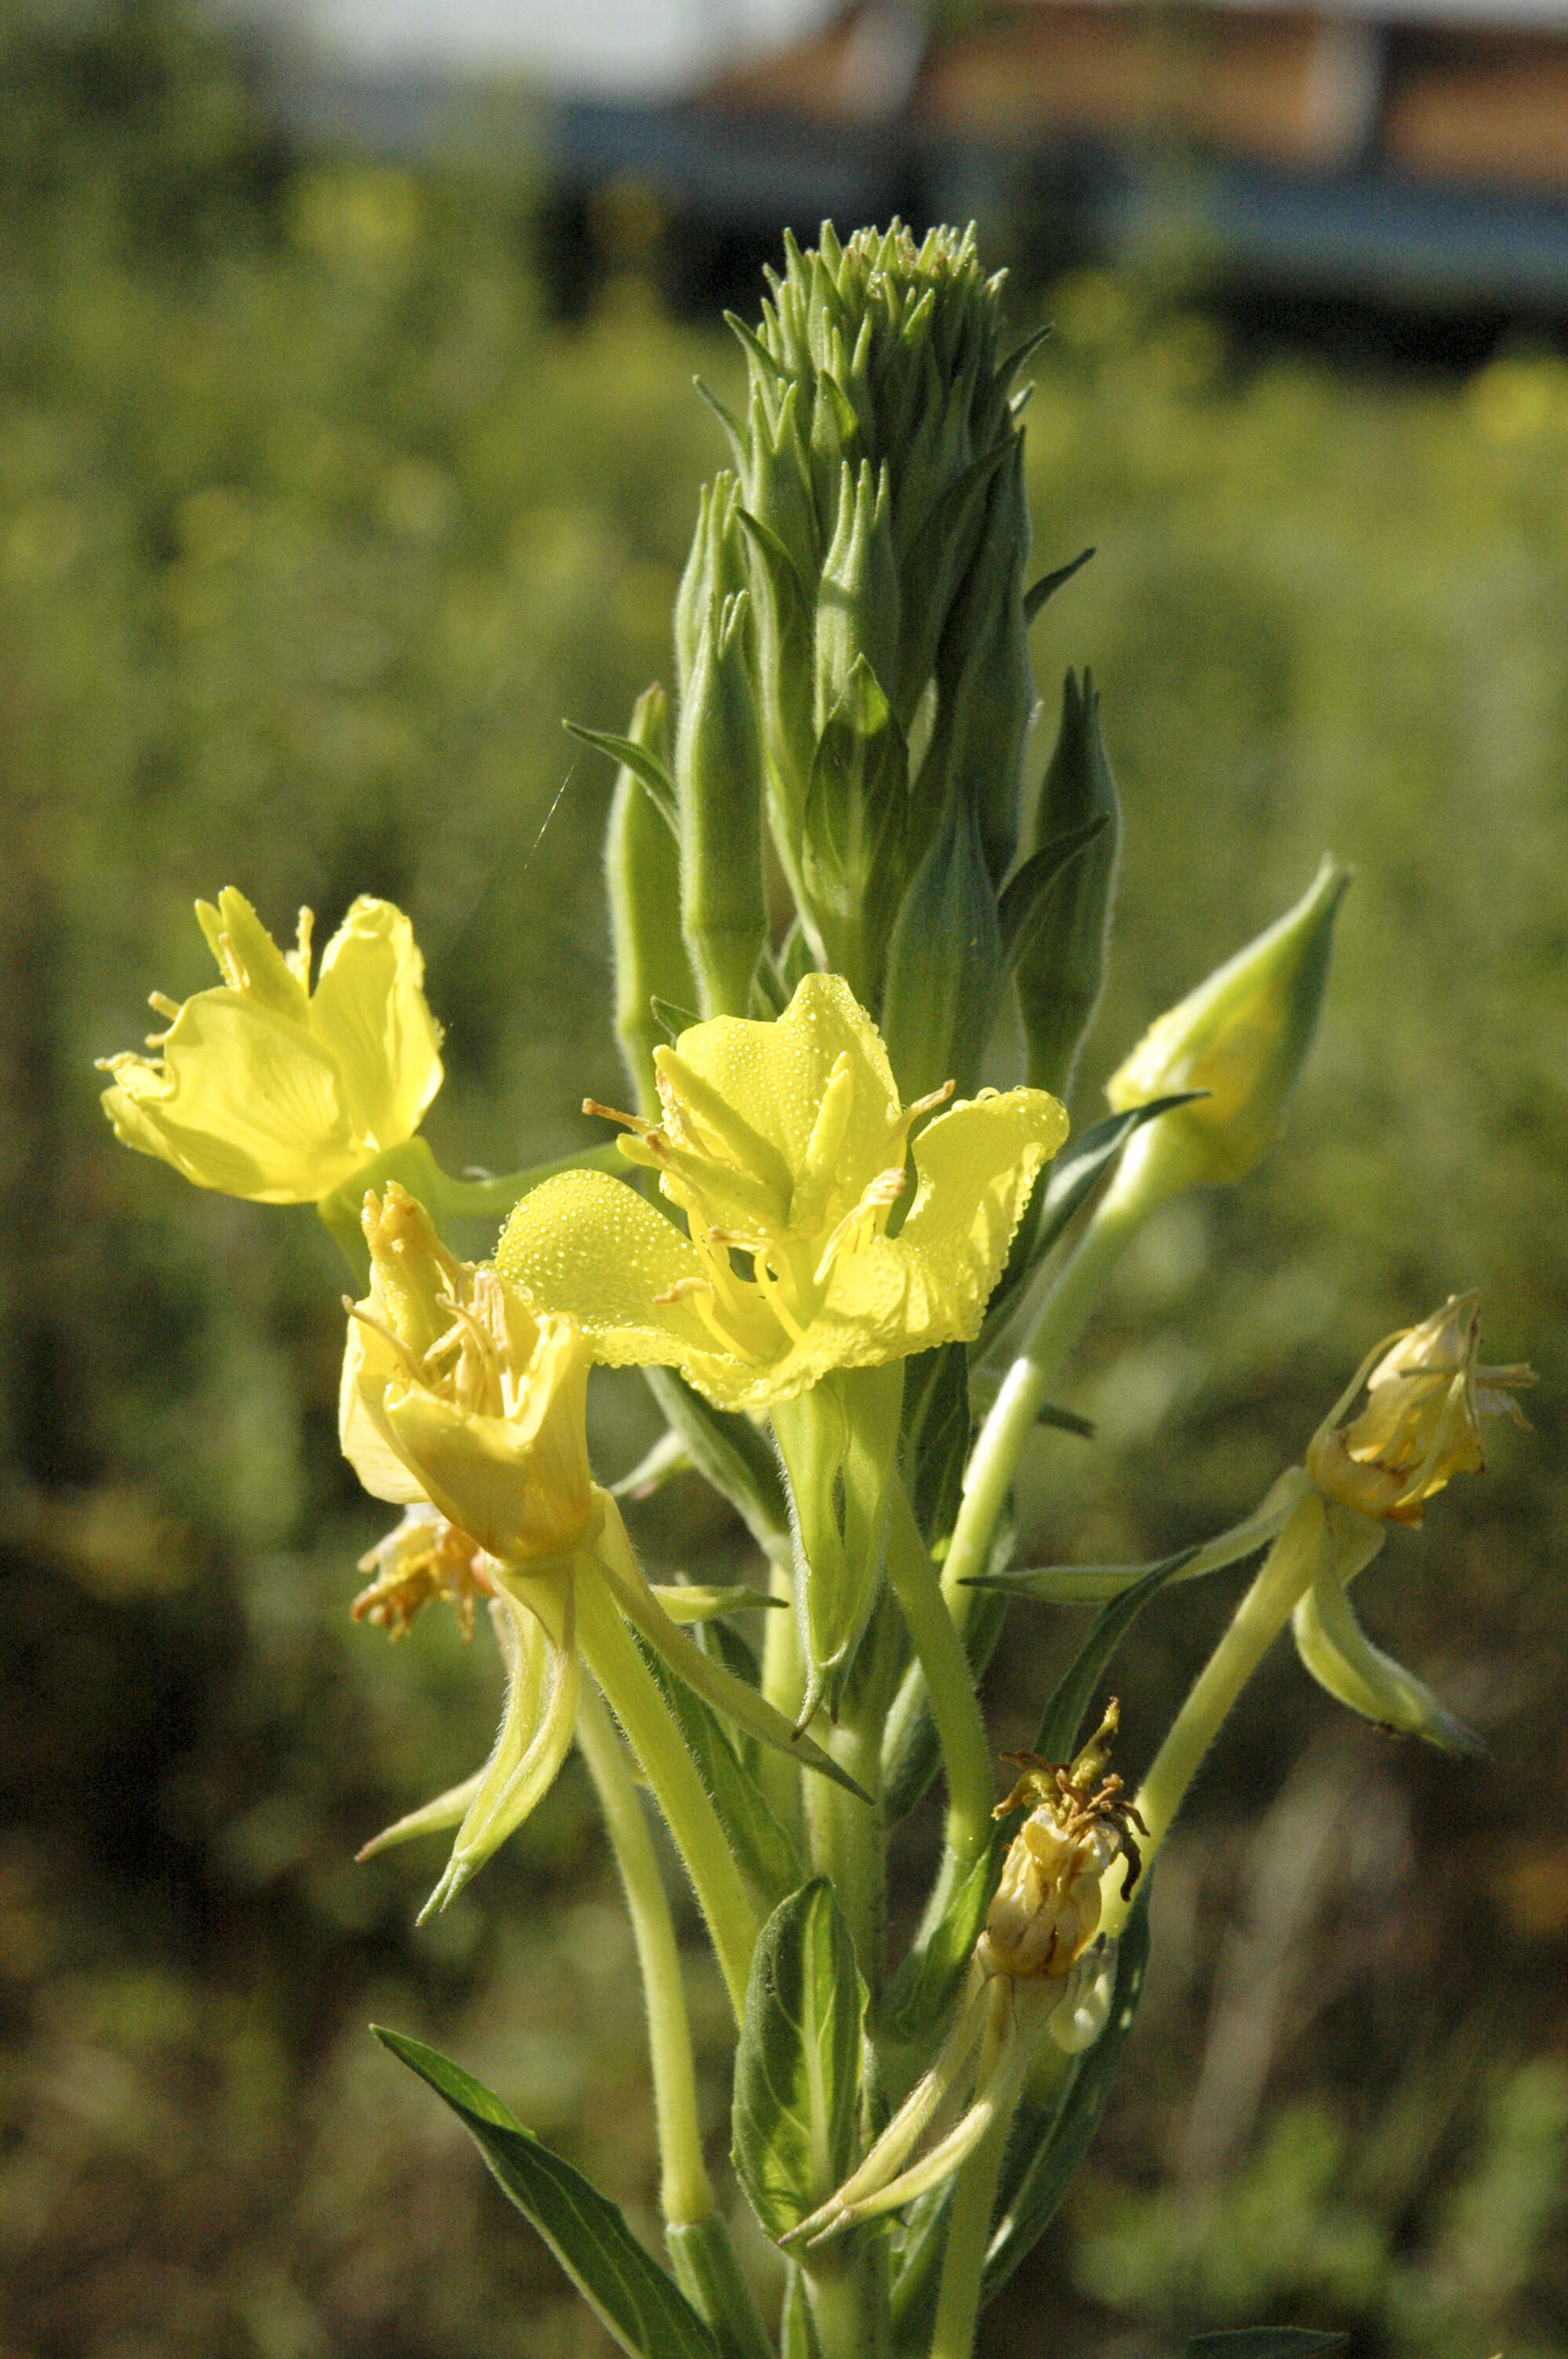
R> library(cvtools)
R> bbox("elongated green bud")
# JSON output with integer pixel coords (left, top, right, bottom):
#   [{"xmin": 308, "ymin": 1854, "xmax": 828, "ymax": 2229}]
[
  {"xmin": 676, "ymin": 589, "xmax": 768, "ymax": 1018},
  {"xmin": 676, "ymin": 474, "xmax": 746, "ymax": 704},
  {"xmin": 604, "ymin": 685, "xmax": 697, "ymax": 1114},
  {"xmin": 814, "ymin": 459, "xmax": 900, "ymax": 732},
  {"xmin": 880, "ymin": 793, "xmax": 1001, "ymax": 1102},
  {"xmin": 1106, "ymin": 856, "xmax": 1351, "ymax": 1207},
  {"xmin": 1014, "ymin": 670, "xmax": 1122, "ymax": 1099}
]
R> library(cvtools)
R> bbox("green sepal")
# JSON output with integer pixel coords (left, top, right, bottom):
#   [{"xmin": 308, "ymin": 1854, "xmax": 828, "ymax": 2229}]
[
  {"xmin": 975, "ymin": 1093, "xmax": 1204, "ymax": 1359},
  {"xmin": 372, "ymin": 2028, "xmax": 719, "ymax": 2359},
  {"xmin": 880, "ymin": 791, "xmax": 1002, "ymax": 1102},
  {"xmin": 1182, "ymin": 2335, "xmax": 1349, "ymax": 2358},
  {"xmin": 640, "ymin": 1366, "xmax": 791, "ymax": 1562},
  {"xmin": 1293, "ymin": 1511, "xmax": 1483, "ymax": 1754},
  {"xmin": 980, "ymin": 1879, "xmax": 1153, "ymax": 2303},
  {"xmin": 1014, "ymin": 666, "xmax": 1122, "ymax": 1098},
  {"xmin": 565, "ymin": 720, "xmax": 679, "ymax": 835},
  {"xmin": 996, "ymin": 814, "xmax": 1112, "ymax": 975},
  {"xmin": 1022, "ymin": 546, "xmax": 1094, "ymax": 624},
  {"xmin": 665, "ymin": 2218, "xmax": 778, "ymax": 2359},
  {"xmin": 877, "ymin": 1841, "xmax": 1000, "ymax": 2048},
  {"xmin": 772, "ymin": 1362, "xmax": 905, "ymax": 1725},
  {"xmin": 639, "ymin": 1637, "xmax": 804, "ymax": 1913},
  {"xmin": 731, "ymin": 1881, "xmax": 866, "ymax": 2243}
]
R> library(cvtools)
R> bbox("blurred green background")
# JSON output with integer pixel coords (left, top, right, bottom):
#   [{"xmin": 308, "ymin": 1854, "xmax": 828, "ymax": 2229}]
[{"xmin": 2, "ymin": 7, "xmax": 1566, "ymax": 2356}]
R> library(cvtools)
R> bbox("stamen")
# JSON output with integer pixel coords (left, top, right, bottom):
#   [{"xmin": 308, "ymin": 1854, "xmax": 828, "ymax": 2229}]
[
  {"xmin": 583, "ymin": 1097, "xmax": 656, "ymax": 1138},
  {"xmin": 147, "ymin": 991, "xmax": 182, "ymax": 1020},
  {"xmin": 812, "ymin": 1167, "xmax": 907, "ymax": 1286},
  {"xmin": 345, "ymin": 1298, "xmax": 427, "ymax": 1387},
  {"xmin": 750, "ymin": 1252, "xmax": 808, "ymax": 1345}
]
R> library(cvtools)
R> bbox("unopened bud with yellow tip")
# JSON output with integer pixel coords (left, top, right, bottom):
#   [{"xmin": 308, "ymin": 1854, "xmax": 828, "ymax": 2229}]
[{"xmin": 1105, "ymin": 857, "xmax": 1348, "ymax": 1211}]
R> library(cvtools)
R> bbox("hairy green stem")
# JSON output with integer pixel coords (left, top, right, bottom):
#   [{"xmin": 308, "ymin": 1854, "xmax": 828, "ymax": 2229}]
[
  {"xmin": 573, "ymin": 1682, "xmax": 713, "ymax": 2226},
  {"xmin": 1103, "ymin": 1488, "xmax": 1327, "ymax": 1942},
  {"xmin": 759, "ymin": 1553, "xmax": 805, "ymax": 1841},
  {"xmin": 804, "ymin": 1698, "xmax": 884, "ymax": 1989},
  {"xmin": 884, "ymin": 1481, "xmax": 993, "ymax": 1864},
  {"xmin": 573, "ymin": 1561, "xmax": 759, "ymax": 2019},
  {"xmin": 941, "ymin": 1185, "xmax": 1146, "ymax": 1625}
]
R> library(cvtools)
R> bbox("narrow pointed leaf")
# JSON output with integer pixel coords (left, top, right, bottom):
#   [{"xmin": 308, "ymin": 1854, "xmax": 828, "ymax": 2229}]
[
  {"xmin": 732, "ymin": 1881, "xmax": 866, "ymax": 2241},
  {"xmin": 640, "ymin": 1638, "xmax": 804, "ymax": 1910},
  {"xmin": 878, "ymin": 1841, "xmax": 1000, "ymax": 2045},
  {"xmin": 564, "ymin": 722, "xmax": 679, "ymax": 834},
  {"xmin": 1022, "ymin": 546, "xmax": 1094, "ymax": 623},
  {"xmin": 372, "ymin": 2028, "xmax": 719, "ymax": 2359},
  {"xmin": 1029, "ymin": 1550, "xmax": 1201, "ymax": 1762},
  {"xmin": 641, "ymin": 1366, "xmax": 790, "ymax": 1560}
]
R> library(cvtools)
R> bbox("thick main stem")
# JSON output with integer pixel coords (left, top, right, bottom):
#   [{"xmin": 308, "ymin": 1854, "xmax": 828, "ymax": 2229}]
[
  {"xmin": 573, "ymin": 1562, "xmax": 759, "ymax": 2019},
  {"xmin": 574, "ymin": 1683, "xmax": 712, "ymax": 2226},
  {"xmin": 940, "ymin": 1187, "xmax": 1145, "ymax": 1627}
]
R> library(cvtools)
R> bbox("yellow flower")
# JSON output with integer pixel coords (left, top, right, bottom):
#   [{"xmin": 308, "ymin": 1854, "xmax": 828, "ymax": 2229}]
[
  {"xmin": 99, "ymin": 889, "xmax": 443, "ymax": 1203},
  {"xmin": 1307, "ymin": 1291, "xmax": 1535, "ymax": 1527},
  {"xmin": 340, "ymin": 1184, "xmax": 593, "ymax": 1565},
  {"xmin": 495, "ymin": 973, "xmax": 1067, "ymax": 1412}
]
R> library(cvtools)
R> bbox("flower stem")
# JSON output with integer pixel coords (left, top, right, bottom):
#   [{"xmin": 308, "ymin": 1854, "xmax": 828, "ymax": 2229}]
[
  {"xmin": 883, "ymin": 1481, "xmax": 993, "ymax": 1865},
  {"xmin": 940, "ymin": 1183, "xmax": 1146, "ymax": 1627},
  {"xmin": 1103, "ymin": 1488, "xmax": 1327, "ymax": 1942},
  {"xmin": 803, "ymin": 1697, "xmax": 884, "ymax": 1990},
  {"xmin": 573, "ymin": 1559, "xmax": 759, "ymax": 2019},
  {"xmin": 574, "ymin": 1681, "xmax": 713, "ymax": 2227}
]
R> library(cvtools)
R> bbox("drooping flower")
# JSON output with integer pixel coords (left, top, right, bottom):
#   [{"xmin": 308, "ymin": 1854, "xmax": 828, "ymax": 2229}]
[
  {"xmin": 978, "ymin": 1702, "xmax": 1145, "ymax": 1982},
  {"xmin": 351, "ymin": 1503, "xmax": 493, "ymax": 1641},
  {"xmin": 99, "ymin": 889, "xmax": 443, "ymax": 1203},
  {"xmin": 495, "ymin": 972, "xmax": 1067, "ymax": 1413},
  {"xmin": 340, "ymin": 1184, "xmax": 593, "ymax": 1565},
  {"xmin": 1306, "ymin": 1290, "xmax": 1535, "ymax": 1527}
]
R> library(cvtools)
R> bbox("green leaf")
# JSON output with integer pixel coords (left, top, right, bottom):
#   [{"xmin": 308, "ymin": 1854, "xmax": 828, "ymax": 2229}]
[
  {"xmin": 981, "ymin": 1881, "xmax": 1152, "ymax": 2303},
  {"xmin": 1182, "ymin": 2335, "xmax": 1349, "ymax": 2359},
  {"xmin": 1028, "ymin": 1549, "xmax": 1202, "ymax": 1761},
  {"xmin": 1022, "ymin": 545, "xmax": 1094, "ymax": 623},
  {"xmin": 641, "ymin": 1367, "xmax": 791, "ymax": 1561},
  {"xmin": 640, "ymin": 1638, "xmax": 804, "ymax": 1912},
  {"xmin": 372, "ymin": 2028, "xmax": 718, "ymax": 2359},
  {"xmin": 883, "ymin": 1575, "xmax": 1007, "ymax": 1826},
  {"xmin": 976, "ymin": 1093, "xmax": 1204, "ymax": 1358},
  {"xmin": 877, "ymin": 1841, "xmax": 1000, "ymax": 2046},
  {"xmin": 731, "ymin": 1881, "xmax": 866, "ymax": 2241},
  {"xmin": 968, "ymin": 1543, "xmax": 1203, "ymax": 1613},
  {"xmin": 901, "ymin": 1342, "xmax": 971, "ymax": 1554},
  {"xmin": 564, "ymin": 721, "xmax": 679, "ymax": 834}
]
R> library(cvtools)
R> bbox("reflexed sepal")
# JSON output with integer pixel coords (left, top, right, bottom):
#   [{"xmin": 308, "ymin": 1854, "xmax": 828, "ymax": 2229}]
[
  {"xmin": 373, "ymin": 2029, "xmax": 720, "ymax": 2359},
  {"xmin": 1291, "ymin": 1503, "xmax": 1483, "ymax": 1753},
  {"xmin": 771, "ymin": 1362, "xmax": 905, "ymax": 1725},
  {"xmin": 731, "ymin": 1881, "xmax": 866, "ymax": 2242}
]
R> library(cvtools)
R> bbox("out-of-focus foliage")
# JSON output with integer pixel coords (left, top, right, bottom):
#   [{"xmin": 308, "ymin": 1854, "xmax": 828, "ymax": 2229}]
[{"xmin": 1, "ymin": 7, "xmax": 1565, "ymax": 2356}]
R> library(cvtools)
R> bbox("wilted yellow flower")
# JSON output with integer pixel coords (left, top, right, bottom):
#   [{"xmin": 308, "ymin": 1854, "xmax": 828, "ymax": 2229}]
[
  {"xmin": 1106, "ymin": 858, "xmax": 1348, "ymax": 1199},
  {"xmin": 978, "ymin": 1703, "xmax": 1145, "ymax": 1981},
  {"xmin": 340, "ymin": 1184, "xmax": 593, "ymax": 1564},
  {"xmin": 495, "ymin": 973, "xmax": 1067, "ymax": 1412},
  {"xmin": 351, "ymin": 1503, "xmax": 492, "ymax": 1641},
  {"xmin": 1307, "ymin": 1291, "xmax": 1535, "ymax": 1526},
  {"xmin": 99, "ymin": 889, "xmax": 442, "ymax": 1202}
]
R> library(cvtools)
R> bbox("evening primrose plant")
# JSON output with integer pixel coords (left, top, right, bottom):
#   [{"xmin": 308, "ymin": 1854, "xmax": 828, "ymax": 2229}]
[{"xmin": 99, "ymin": 224, "xmax": 1530, "ymax": 2359}]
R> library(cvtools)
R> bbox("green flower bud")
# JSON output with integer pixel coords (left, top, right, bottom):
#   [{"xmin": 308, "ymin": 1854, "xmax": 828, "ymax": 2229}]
[
  {"xmin": 880, "ymin": 792, "xmax": 1001, "ymax": 1102},
  {"xmin": 675, "ymin": 587, "xmax": 768, "ymax": 1018},
  {"xmin": 604, "ymin": 684, "xmax": 697, "ymax": 1115},
  {"xmin": 815, "ymin": 459, "xmax": 899, "ymax": 732},
  {"xmin": 675, "ymin": 474, "xmax": 746, "ymax": 704},
  {"xmin": 1106, "ymin": 856, "xmax": 1350, "ymax": 1205},
  {"xmin": 1014, "ymin": 670, "xmax": 1123, "ymax": 1100}
]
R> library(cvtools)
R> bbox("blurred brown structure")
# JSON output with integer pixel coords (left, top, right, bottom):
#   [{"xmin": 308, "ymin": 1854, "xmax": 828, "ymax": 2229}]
[{"xmin": 550, "ymin": 0, "xmax": 1568, "ymax": 329}]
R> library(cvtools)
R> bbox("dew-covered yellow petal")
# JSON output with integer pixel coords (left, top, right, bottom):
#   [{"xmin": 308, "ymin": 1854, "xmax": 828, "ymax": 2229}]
[
  {"xmin": 310, "ymin": 895, "xmax": 444, "ymax": 1149},
  {"xmin": 102, "ymin": 991, "xmax": 360, "ymax": 1201},
  {"xmin": 896, "ymin": 1087, "xmax": 1069, "ymax": 1331},
  {"xmin": 496, "ymin": 1169, "xmax": 714, "ymax": 1366},
  {"xmin": 662, "ymin": 972, "xmax": 898, "ymax": 1188}
]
